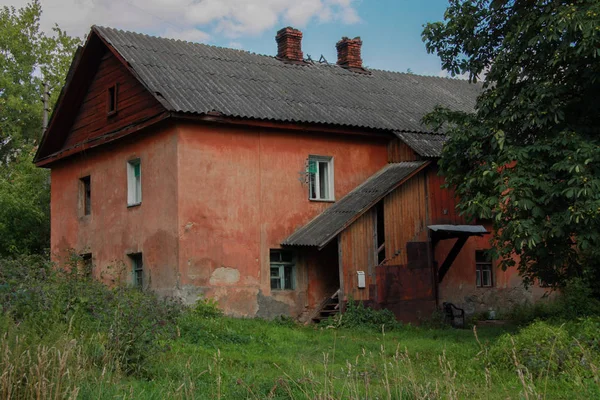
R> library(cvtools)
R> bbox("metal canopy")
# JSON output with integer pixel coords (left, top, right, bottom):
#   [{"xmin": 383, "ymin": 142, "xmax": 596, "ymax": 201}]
[
  {"xmin": 428, "ymin": 225, "xmax": 489, "ymax": 283},
  {"xmin": 428, "ymin": 224, "xmax": 488, "ymax": 240}
]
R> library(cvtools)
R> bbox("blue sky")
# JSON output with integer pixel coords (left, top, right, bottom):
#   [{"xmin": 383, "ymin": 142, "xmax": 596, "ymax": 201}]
[
  {"xmin": 6, "ymin": 0, "xmax": 452, "ymax": 76},
  {"xmin": 209, "ymin": 0, "xmax": 451, "ymax": 75}
]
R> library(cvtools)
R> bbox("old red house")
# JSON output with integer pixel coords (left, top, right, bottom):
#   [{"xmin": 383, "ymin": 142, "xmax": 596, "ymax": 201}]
[{"xmin": 35, "ymin": 26, "xmax": 546, "ymax": 322}]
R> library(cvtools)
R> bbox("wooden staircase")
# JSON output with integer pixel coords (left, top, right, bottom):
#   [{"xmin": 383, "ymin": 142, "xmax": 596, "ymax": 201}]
[{"xmin": 312, "ymin": 289, "xmax": 340, "ymax": 324}]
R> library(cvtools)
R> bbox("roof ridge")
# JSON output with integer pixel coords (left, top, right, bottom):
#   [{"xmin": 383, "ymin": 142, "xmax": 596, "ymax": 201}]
[{"xmin": 93, "ymin": 25, "xmax": 481, "ymax": 80}]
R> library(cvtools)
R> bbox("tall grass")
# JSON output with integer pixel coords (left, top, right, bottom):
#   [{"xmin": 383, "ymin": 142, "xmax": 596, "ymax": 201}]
[{"xmin": 2, "ymin": 254, "xmax": 600, "ymax": 398}]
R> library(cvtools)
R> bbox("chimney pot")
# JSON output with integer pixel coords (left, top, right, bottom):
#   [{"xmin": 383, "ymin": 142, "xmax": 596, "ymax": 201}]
[
  {"xmin": 336, "ymin": 36, "xmax": 363, "ymax": 69},
  {"xmin": 276, "ymin": 27, "xmax": 303, "ymax": 62}
]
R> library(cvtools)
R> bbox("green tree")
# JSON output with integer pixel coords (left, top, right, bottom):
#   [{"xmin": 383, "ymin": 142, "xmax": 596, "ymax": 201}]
[
  {"xmin": 422, "ymin": 1, "xmax": 600, "ymax": 290},
  {"xmin": 0, "ymin": 1, "xmax": 79, "ymax": 256},
  {"xmin": 0, "ymin": 0, "xmax": 80, "ymax": 156}
]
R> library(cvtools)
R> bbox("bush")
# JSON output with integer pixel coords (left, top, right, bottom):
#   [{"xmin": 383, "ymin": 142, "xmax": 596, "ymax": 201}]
[
  {"xmin": 327, "ymin": 299, "xmax": 401, "ymax": 330},
  {"xmin": 191, "ymin": 295, "xmax": 223, "ymax": 318},
  {"xmin": 0, "ymin": 253, "xmax": 184, "ymax": 376},
  {"xmin": 506, "ymin": 278, "xmax": 600, "ymax": 324},
  {"xmin": 490, "ymin": 319, "xmax": 600, "ymax": 377}
]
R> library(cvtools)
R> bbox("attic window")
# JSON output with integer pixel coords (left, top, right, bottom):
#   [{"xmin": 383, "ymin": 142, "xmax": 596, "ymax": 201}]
[{"xmin": 107, "ymin": 84, "xmax": 118, "ymax": 115}]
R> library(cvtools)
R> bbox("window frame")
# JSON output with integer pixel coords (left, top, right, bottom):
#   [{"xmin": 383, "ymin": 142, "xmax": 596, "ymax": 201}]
[
  {"xmin": 129, "ymin": 253, "xmax": 143, "ymax": 289},
  {"xmin": 475, "ymin": 250, "xmax": 493, "ymax": 288},
  {"xmin": 80, "ymin": 253, "xmax": 92, "ymax": 276},
  {"xmin": 79, "ymin": 175, "xmax": 91, "ymax": 216},
  {"xmin": 270, "ymin": 249, "xmax": 296, "ymax": 291},
  {"xmin": 107, "ymin": 83, "xmax": 118, "ymax": 116},
  {"xmin": 127, "ymin": 158, "xmax": 142, "ymax": 207},
  {"xmin": 307, "ymin": 155, "xmax": 335, "ymax": 202}
]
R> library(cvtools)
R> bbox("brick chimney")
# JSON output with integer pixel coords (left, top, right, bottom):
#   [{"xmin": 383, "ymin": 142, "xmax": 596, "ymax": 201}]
[
  {"xmin": 336, "ymin": 37, "xmax": 363, "ymax": 69},
  {"xmin": 276, "ymin": 27, "xmax": 303, "ymax": 62}
]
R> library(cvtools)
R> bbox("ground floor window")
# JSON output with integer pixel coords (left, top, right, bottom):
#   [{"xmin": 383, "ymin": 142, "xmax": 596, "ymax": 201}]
[
  {"xmin": 476, "ymin": 250, "xmax": 493, "ymax": 287},
  {"xmin": 81, "ymin": 253, "xmax": 92, "ymax": 276},
  {"xmin": 129, "ymin": 253, "xmax": 143, "ymax": 288},
  {"xmin": 270, "ymin": 249, "xmax": 295, "ymax": 290}
]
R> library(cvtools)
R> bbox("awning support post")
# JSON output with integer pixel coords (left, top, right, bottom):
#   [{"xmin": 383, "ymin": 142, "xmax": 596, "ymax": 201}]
[{"xmin": 437, "ymin": 235, "xmax": 468, "ymax": 283}]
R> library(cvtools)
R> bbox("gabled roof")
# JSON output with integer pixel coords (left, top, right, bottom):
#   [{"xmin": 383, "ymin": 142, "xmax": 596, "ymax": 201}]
[
  {"xmin": 394, "ymin": 131, "xmax": 446, "ymax": 158},
  {"xmin": 282, "ymin": 161, "xmax": 429, "ymax": 248},
  {"xmin": 93, "ymin": 26, "xmax": 480, "ymax": 134}
]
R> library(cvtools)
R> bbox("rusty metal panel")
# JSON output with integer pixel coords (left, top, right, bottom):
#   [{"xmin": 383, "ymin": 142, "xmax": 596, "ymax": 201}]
[{"xmin": 406, "ymin": 242, "xmax": 429, "ymax": 269}]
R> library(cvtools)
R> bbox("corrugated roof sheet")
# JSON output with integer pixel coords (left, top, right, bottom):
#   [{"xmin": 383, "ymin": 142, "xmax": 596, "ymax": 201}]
[
  {"xmin": 282, "ymin": 161, "xmax": 428, "ymax": 248},
  {"xmin": 395, "ymin": 131, "xmax": 447, "ymax": 157},
  {"xmin": 428, "ymin": 225, "xmax": 489, "ymax": 234},
  {"xmin": 94, "ymin": 26, "xmax": 480, "ymax": 134}
]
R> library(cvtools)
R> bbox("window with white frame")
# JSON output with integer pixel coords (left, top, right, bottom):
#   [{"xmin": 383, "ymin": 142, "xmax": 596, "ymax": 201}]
[
  {"xmin": 270, "ymin": 249, "xmax": 296, "ymax": 290},
  {"xmin": 308, "ymin": 155, "xmax": 334, "ymax": 201},
  {"xmin": 127, "ymin": 159, "xmax": 142, "ymax": 206},
  {"xmin": 476, "ymin": 250, "xmax": 493, "ymax": 287}
]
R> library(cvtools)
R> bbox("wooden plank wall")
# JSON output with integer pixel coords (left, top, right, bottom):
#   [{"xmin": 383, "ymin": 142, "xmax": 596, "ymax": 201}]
[
  {"xmin": 62, "ymin": 49, "xmax": 165, "ymax": 150},
  {"xmin": 339, "ymin": 209, "xmax": 376, "ymax": 301},
  {"xmin": 383, "ymin": 171, "xmax": 429, "ymax": 265},
  {"xmin": 427, "ymin": 167, "xmax": 465, "ymax": 225},
  {"xmin": 387, "ymin": 138, "xmax": 420, "ymax": 162}
]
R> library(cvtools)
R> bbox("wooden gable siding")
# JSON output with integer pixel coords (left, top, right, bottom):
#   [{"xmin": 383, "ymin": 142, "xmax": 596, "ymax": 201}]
[
  {"xmin": 383, "ymin": 170, "xmax": 429, "ymax": 265},
  {"xmin": 339, "ymin": 209, "xmax": 377, "ymax": 302},
  {"xmin": 62, "ymin": 49, "xmax": 164, "ymax": 150},
  {"xmin": 387, "ymin": 138, "xmax": 419, "ymax": 162},
  {"xmin": 427, "ymin": 167, "xmax": 465, "ymax": 225}
]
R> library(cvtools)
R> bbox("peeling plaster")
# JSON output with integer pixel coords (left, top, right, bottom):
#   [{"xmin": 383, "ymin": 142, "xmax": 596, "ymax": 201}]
[{"xmin": 209, "ymin": 266, "xmax": 240, "ymax": 285}]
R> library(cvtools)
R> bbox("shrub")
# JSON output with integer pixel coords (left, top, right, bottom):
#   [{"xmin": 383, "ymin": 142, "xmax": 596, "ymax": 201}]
[
  {"xmin": 327, "ymin": 299, "xmax": 401, "ymax": 330},
  {"xmin": 0, "ymin": 253, "xmax": 184, "ymax": 376},
  {"xmin": 192, "ymin": 295, "xmax": 223, "ymax": 318},
  {"xmin": 489, "ymin": 319, "xmax": 600, "ymax": 377}
]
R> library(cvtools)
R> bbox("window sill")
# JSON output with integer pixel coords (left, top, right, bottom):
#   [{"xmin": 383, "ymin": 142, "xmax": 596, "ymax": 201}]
[
  {"xmin": 127, "ymin": 202, "xmax": 142, "ymax": 208},
  {"xmin": 476, "ymin": 286, "xmax": 494, "ymax": 289},
  {"xmin": 309, "ymin": 198, "xmax": 335, "ymax": 203},
  {"xmin": 271, "ymin": 289, "xmax": 296, "ymax": 292}
]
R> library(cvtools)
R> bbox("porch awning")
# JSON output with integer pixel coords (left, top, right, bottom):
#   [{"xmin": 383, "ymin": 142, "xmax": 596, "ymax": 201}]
[
  {"xmin": 428, "ymin": 225, "xmax": 489, "ymax": 283},
  {"xmin": 282, "ymin": 161, "xmax": 429, "ymax": 249},
  {"xmin": 428, "ymin": 224, "xmax": 488, "ymax": 240}
]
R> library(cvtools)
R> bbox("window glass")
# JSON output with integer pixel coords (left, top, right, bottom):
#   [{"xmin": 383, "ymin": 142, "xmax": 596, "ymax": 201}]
[
  {"xmin": 476, "ymin": 250, "xmax": 493, "ymax": 287},
  {"xmin": 308, "ymin": 156, "xmax": 333, "ymax": 201},
  {"xmin": 127, "ymin": 159, "xmax": 142, "ymax": 205},
  {"xmin": 270, "ymin": 249, "xmax": 295, "ymax": 290},
  {"xmin": 80, "ymin": 176, "xmax": 91, "ymax": 215},
  {"xmin": 130, "ymin": 253, "xmax": 143, "ymax": 288}
]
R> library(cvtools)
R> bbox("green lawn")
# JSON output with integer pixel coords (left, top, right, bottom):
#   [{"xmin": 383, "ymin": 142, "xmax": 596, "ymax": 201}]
[{"xmin": 68, "ymin": 317, "xmax": 597, "ymax": 399}]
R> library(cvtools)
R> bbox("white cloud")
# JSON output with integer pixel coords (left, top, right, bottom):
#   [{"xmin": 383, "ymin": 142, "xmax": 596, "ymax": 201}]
[{"xmin": 4, "ymin": 0, "xmax": 360, "ymax": 42}]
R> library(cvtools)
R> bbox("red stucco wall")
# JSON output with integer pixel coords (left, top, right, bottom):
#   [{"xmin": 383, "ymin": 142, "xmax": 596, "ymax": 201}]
[
  {"xmin": 50, "ymin": 123, "xmax": 180, "ymax": 297},
  {"xmin": 174, "ymin": 121, "xmax": 388, "ymax": 317},
  {"xmin": 436, "ymin": 222, "xmax": 550, "ymax": 316}
]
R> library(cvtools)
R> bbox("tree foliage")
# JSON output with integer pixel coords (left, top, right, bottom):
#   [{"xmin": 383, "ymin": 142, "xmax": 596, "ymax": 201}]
[
  {"xmin": 422, "ymin": 0, "xmax": 600, "ymax": 289},
  {"xmin": 0, "ymin": 0, "xmax": 80, "ymax": 156},
  {"xmin": 0, "ymin": 1, "xmax": 79, "ymax": 256}
]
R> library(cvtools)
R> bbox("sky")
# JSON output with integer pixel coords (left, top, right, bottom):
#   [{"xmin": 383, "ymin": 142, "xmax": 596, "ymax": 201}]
[{"xmin": 8, "ymin": 0, "xmax": 453, "ymax": 76}]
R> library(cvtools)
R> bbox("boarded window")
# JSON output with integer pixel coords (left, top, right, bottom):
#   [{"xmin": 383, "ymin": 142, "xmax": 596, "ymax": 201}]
[
  {"xmin": 476, "ymin": 250, "xmax": 493, "ymax": 287},
  {"xmin": 127, "ymin": 159, "xmax": 142, "ymax": 206},
  {"xmin": 80, "ymin": 176, "xmax": 91, "ymax": 215},
  {"xmin": 270, "ymin": 249, "xmax": 295, "ymax": 290},
  {"xmin": 129, "ymin": 253, "xmax": 143, "ymax": 288}
]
